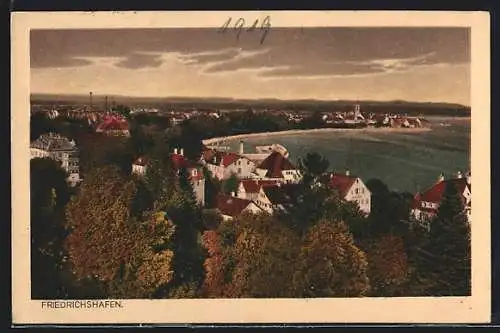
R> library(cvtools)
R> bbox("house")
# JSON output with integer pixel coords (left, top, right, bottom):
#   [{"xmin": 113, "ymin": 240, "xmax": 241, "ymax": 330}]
[
  {"xmin": 215, "ymin": 193, "xmax": 264, "ymax": 221},
  {"xmin": 132, "ymin": 156, "xmax": 148, "ymax": 176},
  {"xmin": 390, "ymin": 117, "xmax": 410, "ymax": 128},
  {"xmin": 374, "ymin": 114, "xmax": 391, "ymax": 127},
  {"xmin": 253, "ymin": 151, "xmax": 302, "ymax": 183},
  {"xmin": 410, "ymin": 171, "xmax": 471, "ymax": 231},
  {"xmin": 30, "ymin": 132, "xmax": 81, "ymax": 186},
  {"xmin": 254, "ymin": 183, "xmax": 298, "ymax": 214},
  {"xmin": 95, "ymin": 115, "xmax": 130, "ymax": 137},
  {"xmin": 406, "ymin": 117, "xmax": 423, "ymax": 128},
  {"xmin": 200, "ymin": 149, "xmax": 257, "ymax": 180},
  {"xmin": 170, "ymin": 116, "xmax": 185, "ymax": 126},
  {"xmin": 328, "ymin": 171, "xmax": 371, "ymax": 216},
  {"xmin": 131, "ymin": 148, "xmax": 206, "ymax": 206},
  {"xmin": 237, "ymin": 179, "xmax": 281, "ymax": 201}
]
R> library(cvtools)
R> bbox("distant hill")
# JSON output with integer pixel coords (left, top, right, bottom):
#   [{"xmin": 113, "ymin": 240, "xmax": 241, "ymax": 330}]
[{"xmin": 30, "ymin": 93, "xmax": 471, "ymax": 116}]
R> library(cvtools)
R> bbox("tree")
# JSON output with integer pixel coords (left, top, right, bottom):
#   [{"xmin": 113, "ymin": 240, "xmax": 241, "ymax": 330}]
[
  {"xmin": 201, "ymin": 214, "xmax": 300, "ymax": 298},
  {"xmin": 301, "ymin": 110, "xmax": 325, "ymax": 129},
  {"xmin": 366, "ymin": 179, "xmax": 412, "ymax": 237},
  {"xmin": 297, "ymin": 152, "xmax": 330, "ymax": 182},
  {"xmin": 422, "ymin": 181, "xmax": 471, "ymax": 296},
  {"xmin": 113, "ymin": 105, "xmax": 132, "ymax": 119},
  {"xmin": 202, "ymin": 167, "xmax": 221, "ymax": 209},
  {"xmin": 365, "ymin": 234, "xmax": 409, "ymax": 296},
  {"xmin": 30, "ymin": 158, "xmax": 71, "ymax": 299},
  {"xmin": 293, "ymin": 219, "xmax": 370, "ymax": 297},
  {"xmin": 222, "ymin": 174, "xmax": 239, "ymax": 195},
  {"xmin": 30, "ymin": 112, "xmax": 57, "ymax": 141},
  {"xmin": 142, "ymin": 156, "xmax": 206, "ymax": 296},
  {"xmin": 128, "ymin": 123, "xmax": 156, "ymax": 157},
  {"xmin": 64, "ymin": 166, "xmax": 176, "ymax": 298}
]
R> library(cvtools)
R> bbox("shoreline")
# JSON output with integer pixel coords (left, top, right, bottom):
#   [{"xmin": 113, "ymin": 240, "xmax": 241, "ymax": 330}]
[{"xmin": 202, "ymin": 126, "xmax": 432, "ymax": 145}]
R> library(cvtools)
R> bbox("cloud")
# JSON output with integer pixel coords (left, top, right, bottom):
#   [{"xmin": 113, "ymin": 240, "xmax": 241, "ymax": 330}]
[
  {"xmin": 114, "ymin": 53, "xmax": 164, "ymax": 69},
  {"xmin": 71, "ymin": 56, "xmax": 128, "ymax": 67}
]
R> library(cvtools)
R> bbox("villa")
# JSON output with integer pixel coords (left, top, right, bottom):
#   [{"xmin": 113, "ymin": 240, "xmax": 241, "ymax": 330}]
[
  {"xmin": 410, "ymin": 171, "xmax": 471, "ymax": 231},
  {"xmin": 30, "ymin": 132, "xmax": 81, "ymax": 186},
  {"xmin": 328, "ymin": 171, "xmax": 372, "ymax": 216}
]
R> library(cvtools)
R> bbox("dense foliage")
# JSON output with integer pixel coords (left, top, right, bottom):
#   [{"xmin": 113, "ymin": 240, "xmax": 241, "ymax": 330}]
[{"xmin": 29, "ymin": 112, "xmax": 471, "ymax": 299}]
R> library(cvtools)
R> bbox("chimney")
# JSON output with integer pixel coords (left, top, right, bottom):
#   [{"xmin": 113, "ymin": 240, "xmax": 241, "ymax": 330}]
[
  {"xmin": 174, "ymin": 148, "xmax": 178, "ymax": 155},
  {"xmin": 231, "ymin": 191, "xmax": 236, "ymax": 197},
  {"xmin": 345, "ymin": 170, "xmax": 350, "ymax": 176},
  {"xmin": 239, "ymin": 140, "xmax": 244, "ymax": 155},
  {"xmin": 438, "ymin": 173, "xmax": 445, "ymax": 182},
  {"xmin": 180, "ymin": 148, "xmax": 184, "ymax": 156},
  {"xmin": 456, "ymin": 171, "xmax": 463, "ymax": 179},
  {"xmin": 466, "ymin": 172, "xmax": 471, "ymax": 185},
  {"xmin": 330, "ymin": 173, "xmax": 334, "ymax": 179}
]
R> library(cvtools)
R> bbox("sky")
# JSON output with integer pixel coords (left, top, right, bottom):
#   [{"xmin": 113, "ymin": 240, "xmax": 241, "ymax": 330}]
[{"xmin": 30, "ymin": 28, "xmax": 471, "ymax": 105}]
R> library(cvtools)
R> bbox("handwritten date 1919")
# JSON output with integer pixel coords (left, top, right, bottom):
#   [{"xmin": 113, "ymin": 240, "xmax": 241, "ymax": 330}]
[{"xmin": 219, "ymin": 16, "xmax": 271, "ymax": 45}]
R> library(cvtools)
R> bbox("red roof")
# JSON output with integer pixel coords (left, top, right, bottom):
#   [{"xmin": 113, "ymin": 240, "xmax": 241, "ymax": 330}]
[
  {"xmin": 216, "ymin": 194, "xmax": 254, "ymax": 217},
  {"xmin": 413, "ymin": 178, "xmax": 469, "ymax": 210},
  {"xmin": 133, "ymin": 154, "xmax": 203, "ymax": 180},
  {"xmin": 96, "ymin": 115, "xmax": 129, "ymax": 131},
  {"xmin": 221, "ymin": 152, "xmax": 241, "ymax": 167},
  {"xmin": 258, "ymin": 152, "xmax": 296, "ymax": 178},
  {"xmin": 170, "ymin": 153, "xmax": 204, "ymax": 180},
  {"xmin": 328, "ymin": 174, "xmax": 357, "ymax": 198},
  {"xmin": 202, "ymin": 149, "xmax": 241, "ymax": 167},
  {"xmin": 239, "ymin": 179, "xmax": 280, "ymax": 193}
]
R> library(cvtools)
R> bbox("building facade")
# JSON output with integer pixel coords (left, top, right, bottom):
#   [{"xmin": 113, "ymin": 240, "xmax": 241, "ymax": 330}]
[
  {"xmin": 30, "ymin": 132, "xmax": 81, "ymax": 186},
  {"xmin": 410, "ymin": 172, "xmax": 471, "ymax": 231},
  {"xmin": 328, "ymin": 171, "xmax": 371, "ymax": 216}
]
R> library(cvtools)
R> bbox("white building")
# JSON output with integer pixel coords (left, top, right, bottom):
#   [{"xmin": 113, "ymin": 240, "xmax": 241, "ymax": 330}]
[
  {"xmin": 215, "ymin": 193, "xmax": 263, "ymax": 221},
  {"xmin": 200, "ymin": 149, "xmax": 257, "ymax": 180},
  {"xmin": 410, "ymin": 171, "xmax": 471, "ymax": 231},
  {"xmin": 236, "ymin": 179, "xmax": 281, "ymax": 201},
  {"xmin": 30, "ymin": 132, "xmax": 81, "ymax": 186},
  {"xmin": 328, "ymin": 171, "xmax": 371, "ymax": 216},
  {"xmin": 253, "ymin": 151, "xmax": 302, "ymax": 184}
]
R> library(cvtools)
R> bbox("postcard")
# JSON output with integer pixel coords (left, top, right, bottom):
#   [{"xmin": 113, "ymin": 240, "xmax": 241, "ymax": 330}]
[{"xmin": 11, "ymin": 10, "xmax": 491, "ymax": 324}]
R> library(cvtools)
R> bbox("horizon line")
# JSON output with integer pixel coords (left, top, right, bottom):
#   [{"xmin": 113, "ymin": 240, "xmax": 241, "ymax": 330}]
[{"xmin": 30, "ymin": 93, "xmax": 471, "ymax": 108}]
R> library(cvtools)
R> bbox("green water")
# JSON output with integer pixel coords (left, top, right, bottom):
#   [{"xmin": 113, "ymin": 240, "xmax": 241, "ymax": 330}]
[{"xmin": 227, "ymin": 117, "xmax": 471, "ymax": 193}]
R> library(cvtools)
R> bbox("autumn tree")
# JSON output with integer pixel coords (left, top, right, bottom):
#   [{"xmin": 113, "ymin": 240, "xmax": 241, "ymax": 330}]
[
  {"xmin": 422, "ymin": 181, "xmax": 471, "ymax": 296},
  {"xmin": 365, "ymin": 234, "xmax": 409, "ymax": 296},
  {"xmin": 201, "ymin": 213, "xmax": 300, "ymax": 298},
  {"xmin": 293, "ymin": 219, "xmax": 370, "ymax": 297},
  {"xmin": 142, "ymin": 155, "xmax": 206, "ymax": 297},
  {"xmin": 65, "ymin": 166, "xmax": 176, "ymax": 298}
]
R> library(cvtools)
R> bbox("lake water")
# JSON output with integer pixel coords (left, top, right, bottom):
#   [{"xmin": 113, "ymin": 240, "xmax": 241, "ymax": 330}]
[{"xmin": 226, "ymin": 117, "xmax": 471, "ymax": 193}]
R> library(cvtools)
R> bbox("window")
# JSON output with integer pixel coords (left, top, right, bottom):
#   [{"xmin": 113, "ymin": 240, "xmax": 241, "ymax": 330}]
[{"xmin": 238, "ymin": 168, "xmax": 242, "ymax": 174}]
